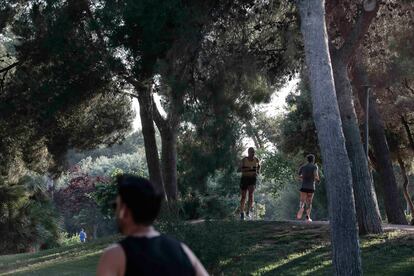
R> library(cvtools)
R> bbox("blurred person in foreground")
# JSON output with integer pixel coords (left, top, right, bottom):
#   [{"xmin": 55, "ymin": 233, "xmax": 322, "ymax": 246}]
[{"xmin": 97, "ymin": 175, "xmax": 208, "ymax": 276}]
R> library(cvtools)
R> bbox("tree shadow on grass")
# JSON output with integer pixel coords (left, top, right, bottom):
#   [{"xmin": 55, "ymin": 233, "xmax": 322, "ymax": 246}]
[
  {"xmin": 0, "ymin": 236, "xmax": 119, "ymax": 275},
  {"xmin": 209, "ymin": 222, "xmax": 332, "ymax": 276},
  {"xmin": 7, "ymin": 251, "xmax": 102, "ymax": 276},
  {"xmin": 361, "ymin": 233, "xmax": 414, "ymax": 276}
]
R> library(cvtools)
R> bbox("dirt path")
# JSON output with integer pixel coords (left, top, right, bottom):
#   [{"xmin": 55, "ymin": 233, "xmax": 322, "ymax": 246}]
[
  {"xmin": 283, "ymin": 219, "xmax": 414, "ymax": 232},
  {"xmin": 190, "ymin": 219, "xmax": 414, "ymax": 232}
]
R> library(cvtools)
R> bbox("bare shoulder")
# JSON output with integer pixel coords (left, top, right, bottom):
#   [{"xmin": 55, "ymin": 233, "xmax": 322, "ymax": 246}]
[
  {"xmin": 97, "ymin": 244, "xmax": 125, "ymax": 276},
  {"xmin": 181, "ymin": 243, "xmax": 209, "ymax": 276},
  {"xmin": 103, "ymin": 243, "xmax": 124, "ymax": 257}
]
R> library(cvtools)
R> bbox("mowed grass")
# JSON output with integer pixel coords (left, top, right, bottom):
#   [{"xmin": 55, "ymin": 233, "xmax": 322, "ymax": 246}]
[{"xmin": 1, "ymin": 221, "xmax": 414, "ymax": 275}]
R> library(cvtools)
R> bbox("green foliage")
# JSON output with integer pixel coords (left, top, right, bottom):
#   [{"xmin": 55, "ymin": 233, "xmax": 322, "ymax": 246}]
[
  {"xmin": 53, "ymin": 169, "xmax": 115, "ymax": 238},
  {"xmin": 58, "ymin": 232, "xmax": 81, "ymax": 247},
  {"xmin": 0, "ymin": 173, "xmax": 60, "ymax": 254},
  {"xmin": 270, "ymin": 177, "xmax": 328, "ymax": 221},
  {"xmin": 260, "ymin": 151, "xmax": 296, "ymax": 196},
  {"xmin": 93, "ymin": 178, "xmax": 118, "ymax": 220},
  {"xmin": 77, "ymin": 153, "xmax": 147, "ymax": 178},
  {"xmin": 277, "ymin": 77, "xmax": 320, "ymax": 159},
  {"xmin": 0, "ymin": 0, "xmax": 134, "ymax": 178},
  {"xmin": 179, "ymin": 192, "xmax": 238, "ymax": 220},
  {"xmin": 66, "ymin": 131, "xmax": 146, "ymax": 167}
]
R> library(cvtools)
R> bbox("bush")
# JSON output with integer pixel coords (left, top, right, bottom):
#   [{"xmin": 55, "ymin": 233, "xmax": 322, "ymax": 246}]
[
  {"xmin": 179, "ymin": 192, "xmax": 238, "ymax": 220},
  {"xmin": 201, "ymin": 195, "xmax": 237, "ymax": 219},
  {"xmin": 59, "ymin": 232, "xmax": 81, "ymax": 247},
  {"xmin": 180, "ymin": 192, "xmax": 203, "ymax": 220},
  {"xmin": 0, "ymin": 173, "xmax": 60, "ymax": 253}
]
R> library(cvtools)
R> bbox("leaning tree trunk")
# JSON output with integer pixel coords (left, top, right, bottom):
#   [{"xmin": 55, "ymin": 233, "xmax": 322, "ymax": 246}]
[
  {"xmin": 368, "ymin": 97, "xmax": 407, "ymax": 224},
  {"xmin": 296, "ymin": 1, "xmax": 362, "ymax": 275},
  {"xmin": 332, "ymin": 59, "xmax": 383, "ymax": 234},
  {"xmin": 136, "ymin": 86, "xmax": 165, "ymax": 196},
  {"xmin": 352, "ymin": 63, "xmax": 407, "ymax": 225},
  {"xmin": 152, "ymin": 95, "xmax": 180, "ymax": 202},
  {"xmin": 325, "ymin": 0, "xmax": 383, "ymax": 234},
  {"xmin": 397, "ymin": 154, "xmax": 414, "ymax": 225},
  {"xmin": 160, "ymin": 128, "xmax": 178, "ymax": 201}
]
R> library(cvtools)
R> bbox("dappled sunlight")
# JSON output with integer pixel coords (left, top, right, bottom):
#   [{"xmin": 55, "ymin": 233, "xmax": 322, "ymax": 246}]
[
  {"xmin": 1, "ymin": 249, "xmax": 103, "ymax": 276},
  {"xmin": 250, "ymin": 245, "xmax": 326, "ymax": 275},
  {"xmin": 0, "ymin": 249, "xmax": 103, "ymax": 275},
  {"xmin": 299, "ymin": 260, "xmax": 331, "ymax": 276}
]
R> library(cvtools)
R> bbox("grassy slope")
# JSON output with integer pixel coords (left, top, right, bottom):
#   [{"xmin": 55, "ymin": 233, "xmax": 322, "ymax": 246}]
[{"xmin": 1, "ymin": 221, "xmax": 414, "ymax": 276}]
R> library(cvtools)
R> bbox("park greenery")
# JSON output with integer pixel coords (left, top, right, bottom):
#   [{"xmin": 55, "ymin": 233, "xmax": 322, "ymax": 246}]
[{"xmin": 0, "ymin": 0, "xmax": 413, "ymax": 275}]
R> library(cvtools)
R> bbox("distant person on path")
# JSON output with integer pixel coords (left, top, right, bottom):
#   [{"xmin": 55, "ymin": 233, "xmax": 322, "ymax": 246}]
[
  {"xmin": 97, "ymin": 175, "xmax": 208, "ymax": 276},
  {"xmin": 79, "ymin": 229, "xmax": 87, "ymax": 243},
  {"xmin": 296, "ymin": 154, "xmax": 320, "ymax": 222},
  {"xmin": 238, "ymin": 147, "xmax": 261, "ymax": 220}
]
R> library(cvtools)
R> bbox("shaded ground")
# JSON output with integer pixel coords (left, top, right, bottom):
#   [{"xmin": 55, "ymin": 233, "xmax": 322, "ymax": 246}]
[{"xmin": 1, "ymin": 221, "xmax": 414, "ymax": 275}]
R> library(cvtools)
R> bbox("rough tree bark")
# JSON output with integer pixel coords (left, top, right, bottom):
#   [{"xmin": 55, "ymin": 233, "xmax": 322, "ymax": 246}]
[
  {"xmin": 328, "ymin": 0, "xmax": 383, "ymax": 234},
  {"xmin": 397, "ymin": 154, "xmax": 414, "ymax": 225},
  {"xmin": 152, "ymin": 99, "xmax": 180, "ymax": 201},
  {"xmin": 296, "ymin": 1, "xmax": 362, "ymax": 275},
  {"xmin": 134, "ymin": 83, "xmax": 165, "ymax": 197},
  {"xmin": 151, "ymin": 45, "xmax": 197, "ymax": 201},
  {"xmin": 333, "ymin": 59, "xmax": 383, "ymax": 233},
  {"xmin": 401, "ymin": 115, "xmax": 414, "ymax": 151},
  {"xmin": 352, "ymin": 62, "xmax": 407, "ymax": 225}
]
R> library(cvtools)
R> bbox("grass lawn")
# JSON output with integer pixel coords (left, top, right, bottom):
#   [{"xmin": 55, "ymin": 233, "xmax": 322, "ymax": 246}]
[{"xmin": 1, "ymin": 221, "xmax": 414, "ymax": 275}]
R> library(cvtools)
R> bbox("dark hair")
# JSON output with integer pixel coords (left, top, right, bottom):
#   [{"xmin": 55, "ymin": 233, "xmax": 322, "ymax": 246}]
[
  {"xmin": 306, "ymin": 154, "xmax": 315, "ymax": 163},
  {"xmin": 117, "ymin": 175, "xmax": 162, "ymax": 225},
  {"xmin": 248, "ymin": 147, "xmax": 255, "ymax": 152}
]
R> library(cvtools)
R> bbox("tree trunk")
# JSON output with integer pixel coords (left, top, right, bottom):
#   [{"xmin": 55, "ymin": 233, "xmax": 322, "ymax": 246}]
[
  {"xmin": 332, "ymin": 59, "xmax": 383, "ymax": 234},
  {"xmin": 397, "ymin": 154, "xmax": 414, "ymax": 225},
  {"xmin": 152, "ymin": 95, "xmax": 180, "ymax": 202},
  {"xmin": 160, "ymin": 128, "xmax": 178, "ymax": 201},
  {"xmin": 136, "ymin": 87, "xmax": 165, "ymax": 197},
  {"xmin": 93, "ymin": 224, "xmax": 98, "ymax": 239},
  {"xmin": 368, "ymin": 96, "xmax": 407, "ymax": 224},
  {"xmin": 352, "ymin": 64, "xmax": 407, "ymax": 225},
  {"xmin": 296, "ymin": 1, "xmax": 362, "ymax": 275},
  {"xmin": 401, "ymin": 115, "xmax": 414, "ymax": 151}
]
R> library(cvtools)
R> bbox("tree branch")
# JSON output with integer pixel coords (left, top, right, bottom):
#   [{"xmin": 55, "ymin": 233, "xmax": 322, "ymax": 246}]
[
  {"xmin": 0, "ymin": 61, "xmax": 19, "ymax": 74},
  {"xmin": 401, "ymin": 115, "xmax": 414, "ymax": 152},
  {"xmin": 337, "ymin": 0, "xmax": 379, "ymax": 62},
  {"xmin": 404, "ymin": 78, "xmax": 414, "ymax": 94},
  {"xmin": 152, "ymin": 94, "xmax": 169, "ymax": 134},
  {"xmin": 116, "ymin": 90, "xmax": 139, "ymax": 99}
]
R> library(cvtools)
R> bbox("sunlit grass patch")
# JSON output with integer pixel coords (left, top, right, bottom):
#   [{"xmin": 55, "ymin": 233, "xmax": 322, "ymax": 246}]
[
  {"xmin": 1, "ymin": 222, "xmax": 413, "ymax": 275},
  {"xmin": 251, "ymin": 245, "xmax": 326, "ymax": 276}
]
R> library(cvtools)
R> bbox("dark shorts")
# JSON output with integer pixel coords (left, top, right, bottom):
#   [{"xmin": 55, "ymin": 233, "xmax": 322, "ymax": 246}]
[
  {"xmin": 240, "ymin": 176, "xmax": 257, "ymax": 190},
  {"xmin": 300, "ymin": 188, "xmax": 315, "ymax": 193}
]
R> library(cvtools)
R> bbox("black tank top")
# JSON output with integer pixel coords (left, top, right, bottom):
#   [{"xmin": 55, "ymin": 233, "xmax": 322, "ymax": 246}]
[{"xmin": 119, "ymin": 235, "xmax": 196, "ymax": 276}]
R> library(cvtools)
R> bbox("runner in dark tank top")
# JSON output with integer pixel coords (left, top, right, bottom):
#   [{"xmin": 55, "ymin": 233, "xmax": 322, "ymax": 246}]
[
  {"xmin": 97, "ymin": 175, "xmax": 208, "ymax": 276},
  {"xmin": 119, "ymin": 235, "xmax": 195, "ymax": 276},
  {"xmin": 296, "ymin": 154, "xmax": 320, "ymax": 222}
]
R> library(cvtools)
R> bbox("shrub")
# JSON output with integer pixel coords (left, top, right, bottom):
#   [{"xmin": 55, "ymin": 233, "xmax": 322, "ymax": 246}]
[
  {"xmin": 59, "ymin": 232, "xmax": 81, "ymax": 247},
  {"xmin": 0, "ymin": 173, "xmax": 60, "ymax": 253}
]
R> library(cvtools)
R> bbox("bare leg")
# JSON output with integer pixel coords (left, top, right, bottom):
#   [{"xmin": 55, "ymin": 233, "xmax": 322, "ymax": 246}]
[
  {"xmin": 297, "ymin": 192, "xmax": 307, "ymax": 219},
  {"xmin": 240, "ymin": 189, "xmax": 247, "ymax": 213},
  {"xmin": 305, "ymin": 193, "xmax": 314, "ymax": 221},
  {"xmin": 247, "ymin": 185, "xmax": 255, "ymax": 213}
]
